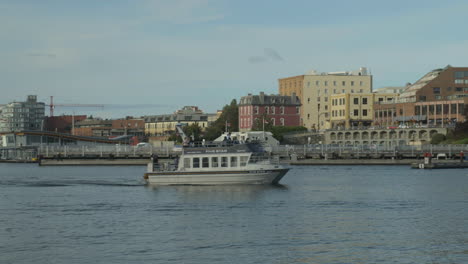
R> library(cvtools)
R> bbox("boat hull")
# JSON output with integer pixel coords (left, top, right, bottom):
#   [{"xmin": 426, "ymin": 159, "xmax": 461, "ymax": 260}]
[{"xmin": 144, "ymin": 168, "xmax": 289, "ymax": 185}]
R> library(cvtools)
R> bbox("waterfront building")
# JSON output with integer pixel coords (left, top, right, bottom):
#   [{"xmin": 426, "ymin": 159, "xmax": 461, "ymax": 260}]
[
  {"xmin": 279, "ymin": 68, "xmax": 372, "ymax": 130},
  {"xmin": 238, "ymin": 92, "xmax": 301, "ymax": 132},
  {"xmin": 72, "ymin": 118, "xmax": 145, "ymax": 138},
  {"xmin": 329, "ymin": 92, "xmax": 399, "ymax": 129},
  {"xmin": 44, "ymin": 115, "xmax": 87, "ymax": 134},
  {"xmin": 374, "ymin": 66, "xmax": 468, "ymax": 126},
  {"xmin": 144, "ymin": 106, "xmax": 219, "ymax": 136},
  {"xmin": 0, "ymin": 95, "xmax": 45, "ymax": 133}
]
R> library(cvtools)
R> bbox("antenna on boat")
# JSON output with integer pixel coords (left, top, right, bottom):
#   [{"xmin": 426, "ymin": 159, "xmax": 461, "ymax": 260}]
[{"xmin": 176, "ymin": 123, "xmax": 188, "ymax": 142}]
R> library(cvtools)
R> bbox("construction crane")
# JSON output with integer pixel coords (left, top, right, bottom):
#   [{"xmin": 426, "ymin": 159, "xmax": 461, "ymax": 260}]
[{"xmin": 48, "ymin": 96, "xmax": 104, "ymax": 117}]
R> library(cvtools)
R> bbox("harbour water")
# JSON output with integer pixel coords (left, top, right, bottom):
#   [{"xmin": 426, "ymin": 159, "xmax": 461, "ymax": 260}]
[{"xmin": 1, "ymin": 164, "xmax": 467, "ymax": 263}]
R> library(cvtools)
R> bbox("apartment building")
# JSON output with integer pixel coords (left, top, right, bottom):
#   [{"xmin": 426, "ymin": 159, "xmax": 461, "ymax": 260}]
[
  {"xmin": 144, "ymin": 106, "xmax": 219, "ymax": 136},
  {"xmin": 238, "ymin": 92, "xmax": 301, "ymax": 132},
  {"xmin": 0, "ymin": 95, "xmax": 45, "ymax": 132},
  {"xmin": 279, "ymin": 68, "xmax": 372, "ymax": 130},
  {"xmin": 330, "ymin": 93, "xmax": 399, "ymax": 129},
  {"xmin": 374, "ymin": 66, "xmax": 468, "ymax": 126}
]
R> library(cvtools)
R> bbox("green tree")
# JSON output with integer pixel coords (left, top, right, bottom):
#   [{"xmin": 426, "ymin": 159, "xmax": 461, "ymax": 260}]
[
  {"xmin": 168, "ymin": 123, "xmax": 203, "ymax": 142},
  {"xmin": 430, "ymin": 133, "xmax": 446, "ymax": 144},
  {"xmin": 204, "ymin": 99, "xmax": 239, "ymax": 140}
]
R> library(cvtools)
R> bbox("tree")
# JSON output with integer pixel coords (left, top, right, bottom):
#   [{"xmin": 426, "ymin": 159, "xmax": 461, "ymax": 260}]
[
  {"xmin": 430, "ymin": 133, "xmax": 446, "ymax": 144},
  {"xmin": 204, "ymin": 99, "xmax": 239, "ymax": 140},
  {"xmin": 168, "ymin": 123, "xmax": 203, "ymax": 142}
]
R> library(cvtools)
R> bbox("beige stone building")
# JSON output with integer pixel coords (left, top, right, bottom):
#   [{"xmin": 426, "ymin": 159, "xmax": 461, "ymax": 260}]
[
  {"xmin": 330, "ymin": 93, "xmax": 399, "ymax": 129},
  {"xmin": 144, "ymin": 106, "xmax": 220, "ymax": 136},
  {"xmin": 279, "ymin": 68, "xmax": 372, "ymax": 130}
]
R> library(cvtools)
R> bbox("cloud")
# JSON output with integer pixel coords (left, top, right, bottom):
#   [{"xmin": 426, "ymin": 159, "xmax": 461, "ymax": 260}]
[
  {"xmin": 26, "ymin": 52, "xmax": 57, "ymax": 58},
  {"xmin": 248, "ymin": 48, "xmax": 284, "ymax": 64},
  {"xmin": 264, "ymin": 48, "xmax": 284, "ymax": 61}
]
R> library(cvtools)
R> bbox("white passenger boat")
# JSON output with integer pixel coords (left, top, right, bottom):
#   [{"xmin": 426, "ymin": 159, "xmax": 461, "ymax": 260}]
[{"xmin": 144, "ymin": 142, "xmax": 289, "ymax": 185}]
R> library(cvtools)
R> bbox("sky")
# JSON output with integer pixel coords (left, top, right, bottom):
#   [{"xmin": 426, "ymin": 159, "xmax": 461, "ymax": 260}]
[{"xmin": 1, "ymin": 0, "xmax": 468, "ymax": 118}]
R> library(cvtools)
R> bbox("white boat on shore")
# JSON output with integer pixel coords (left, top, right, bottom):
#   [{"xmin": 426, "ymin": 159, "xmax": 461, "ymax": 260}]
[{"xmin": 144, "ymin": 142, "xmax": 289, "ymax": 185}]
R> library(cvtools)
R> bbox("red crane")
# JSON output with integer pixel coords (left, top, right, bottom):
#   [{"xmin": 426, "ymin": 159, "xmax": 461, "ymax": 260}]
[{"xmin": 48, "ymin": 96, "xmax": 104, "ymax": 117}]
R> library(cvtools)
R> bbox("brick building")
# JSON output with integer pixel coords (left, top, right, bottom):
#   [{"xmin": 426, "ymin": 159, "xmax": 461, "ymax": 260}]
[
  {"xmin": 238, "ymin": 92, "xmax": 301, "ymax": 132},
  {"xmin": 374, "ymin": 66, "xmax": 467, "ymax": 126},
  {"xmin": 44, "ymin": 115, "xmax": 87, "ymax": 133}
]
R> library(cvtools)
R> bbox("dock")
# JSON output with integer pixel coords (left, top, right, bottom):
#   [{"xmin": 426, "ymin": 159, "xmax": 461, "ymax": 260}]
[{"xmin": 411, "ymin": 161, "xmax": 468, "ymax": 169}]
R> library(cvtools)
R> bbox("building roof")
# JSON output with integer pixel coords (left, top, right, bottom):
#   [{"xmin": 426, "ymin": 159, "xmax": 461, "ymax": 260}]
[
  {"xmin": 239, "ymin": 92, "xmax": 301, "ymax": 106},
  {"xmin": 398, "ymin": 66, "xmax": 448, "ymax": 102}
]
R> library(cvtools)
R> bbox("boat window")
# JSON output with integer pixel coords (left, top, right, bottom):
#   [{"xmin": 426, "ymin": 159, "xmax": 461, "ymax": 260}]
[
  {"xmin": 193, "ymin": 158, "xmax": 200, "ymax": 168},
  {"xmin": 202, "ymin": 157, "xmax": 209, "ymax": 168},
  {"xmin": 221, "ymin": 157, "xmax": 228, "ymax": 167},
  {"xmin": 184, "ymin": 158, "xmax": 191, "ymax": 168},
  {"xmin": 230, "ymin": 156, "xmax": 238, "ymax": 167},
  {"xmin": 240, "ymin": 156, "xmax": 248, "ymax": 167},
  {"xmin": 211, "ymin": 157, "xmax": 219, "ymax": 167}
]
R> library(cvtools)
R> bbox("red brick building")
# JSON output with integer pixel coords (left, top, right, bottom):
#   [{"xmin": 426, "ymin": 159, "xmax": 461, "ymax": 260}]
[
  {"xmin": 374, "ymin": 66, "xmax": 467, "ymax": 126},
  {"xmin": 238, "ymin": 92, "xmax": 301, "ymax": 131},
  {"xmin": 44, "ymin": 115, "xmax": 87, "ymax": 133}
]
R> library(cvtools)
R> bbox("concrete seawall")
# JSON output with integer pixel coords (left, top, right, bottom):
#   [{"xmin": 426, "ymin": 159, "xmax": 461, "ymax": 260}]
[
  {"xmin": 39, "ymin": 158, "xmax": 151, "ymax": 166},
  {"xmin": 290, "ymin": 159, "xmax": 415, "ymax": 165}
]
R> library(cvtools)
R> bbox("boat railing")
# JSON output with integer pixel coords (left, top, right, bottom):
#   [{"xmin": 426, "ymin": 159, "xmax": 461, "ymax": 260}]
[
  {"xmin": 248, "ymin": 155, "xmax": 280, "ymax": 165},
  {"xmin": 149, "ymin": 161, "xmax": 178, "ymax": 172}
]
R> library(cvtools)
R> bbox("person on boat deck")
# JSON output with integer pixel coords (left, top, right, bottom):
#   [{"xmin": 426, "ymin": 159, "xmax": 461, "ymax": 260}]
[{"xmin": 152, "ymin": 154, "xmax": 159, "ymax": 167}]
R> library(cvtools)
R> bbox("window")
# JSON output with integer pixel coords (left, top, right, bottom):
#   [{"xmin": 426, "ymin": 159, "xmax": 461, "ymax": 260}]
[
  {"xmin": 436, "ymin": 105, "xmax": 442, "ymax": 114},
  {"xmin": 221, "ymin": 157, "xmax": 228, "ymax": 167},
  {"xmin": 230, "ymin": 157, "xmax": 237, "ymax": 167},
  {"xmin": 240, "ymin": 156, "xmax": 248, "ymax": 167},
  {"xmin": 378, "ymin": 97, "xmax": 383, "ymax": 102},
  {"xmin": 359, "ymin": 89, "xmax": 363, "ymax": 93},
  {"xmin": 354, "ymin": 98, "xmax": 359, "ymax": 104},
  {"xmin": 202, "ymin": 157, "xmax": 209, "ymax": 168},
  {"xmin": 265, "ymin": 106, "xmax": 269, "ymax": 114},
  {"xmin": 280, "ymin": 118, "xmax": 284, "ymax": 126},
  {"xmin": 280, "ymin": 106, "xmax": 284, "ymax": 114},
  {"xmin": 456, "ymin": 87, "xmax": 463, "ymax": 92},
  {"xmin": 184, "ymin": 158, "xmax": 191, "ymax": 168},
  {"xmin": 324, "ymin": 97, "xmax": 328, "ymax": 102},
  {"xmin": 317, "ymin": 97, "xmax": 320, "ymax": 102},
  {"xmin": 351, "ymin": 81, "xmax": 354, "ymax": 86},
  {"xmin": 316, "ymin": 81, "xmax": 319, "ymax": 86},
  {"xmin": 254, "ymin": 106, "xmax": 259, "ymax": 114},
  {"xmin": 324, "ymin": 81, "xmax": 328, "ymax": 86},
  {"xmin": 351, "ymin": 89, "xmax": 354, "ymax": 93},
  {"xmin": 419, "ymin": 96, "xmax": 426, "ymax": 102},
  {"xmin": 363, "ymin": 109, "xmax": 368, "ymax": 116},
  {"xmin": 354, "ymin": 109, "xmax": 359, "ymax": 116},
  {"xmin": 433, "ymin": 87, "xmax": 441, "ymax": 94},
  {"xmin": 342, "ymin": 81, "xmax": 346, "ymax": 86},
  {"xmin": 360, "ymin": 81, "xmax": 363, "ymax": 86},
  {"xmin": 333, "ymin": 81, "xmax": 337, "ymax": 86},
  {"xmin": 193, "ymin": 158, "xmax": 200, "ymax": 168},
  {"xmin": 333, "ymin": 89, "xmax": 336, "ymax": 93},
  {"xmin": 296, "ymin": 107, "xmax": 300, "ymax": 114},
  {"xmin": 324, "ymin": 89, "xmax": 328, "ymax": 94},
  {"xmin": 362, "ymin": 98, "xmax": 368, "ymax": 105},
  {"xmin": 271, "ymin": 106, "xmax": 275, "ymax": 114}
]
